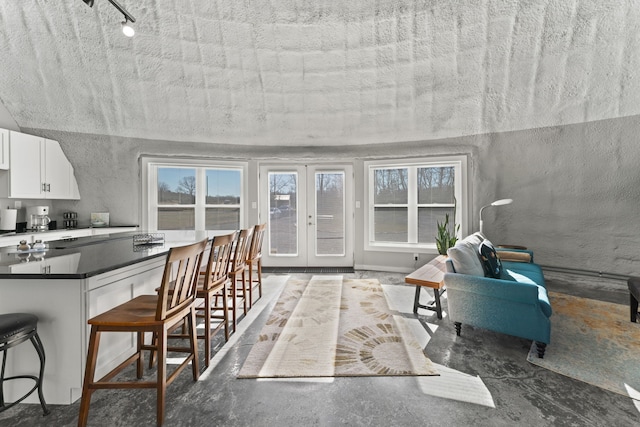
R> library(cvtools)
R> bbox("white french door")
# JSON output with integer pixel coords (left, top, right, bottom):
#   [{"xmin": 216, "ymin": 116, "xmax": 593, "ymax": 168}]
[{"xmin": 259, "ymin": 163, "xmax": 353, "ymax": 267}]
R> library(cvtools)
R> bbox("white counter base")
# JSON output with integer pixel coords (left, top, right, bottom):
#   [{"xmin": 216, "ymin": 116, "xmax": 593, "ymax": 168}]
[{"xmin": 0, "ymin": 256, "xmax": 165, "ymax": 405}]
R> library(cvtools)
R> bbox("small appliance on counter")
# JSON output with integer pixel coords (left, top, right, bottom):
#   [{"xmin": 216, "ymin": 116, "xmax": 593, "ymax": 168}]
[
  {"xmin": 63, "ymin": 212, "xmax": 78, "ymax": 229},
  {"xmin": 0, "ymin": 207, "xmax": 17, "ymax": 232},
  {"xmin": 27, "ymin": 206, "xmax": 51, "ymax": 232}
]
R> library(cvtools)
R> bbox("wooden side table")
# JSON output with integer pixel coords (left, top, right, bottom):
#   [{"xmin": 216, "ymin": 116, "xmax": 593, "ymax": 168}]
[{"xmin": 404, "ymin": 255, "xmax": 448, "ymax": 319}]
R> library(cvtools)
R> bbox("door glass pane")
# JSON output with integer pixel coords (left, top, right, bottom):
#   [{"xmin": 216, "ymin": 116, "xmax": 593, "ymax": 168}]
[
  {"xmin": 315, "ymin": 172, "xmax": 344, "ymax": 256},
  {"xmin": 418, "ymin": 166, "xmax": 455, "ymax": 204},
  {"xmin": 418, "ymin": 207, "xmax": 455, "ymax": 243},
  {"xmin": 374, "ymin": 207, "xmax": 407, "ymax": 242},
  {"xmin": 157, "ymin": 167, "xmax": 196, "ymax": 205},
  {"xmin": 269, "ymin": 172, "xmax": 297, "ymax": 255},
  {"xmin": 158, "ymin": 208, "xmax": 195, "ymax": 230}
]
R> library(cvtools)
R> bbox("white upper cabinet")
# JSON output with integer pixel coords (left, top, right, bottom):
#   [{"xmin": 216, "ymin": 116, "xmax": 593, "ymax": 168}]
[
  {"xmin": 44, "ymin": 138, "xmax": 74, "ymax": 199},
  {"xmin": 0, "ymin": 128, "xmax": 8, "ymax": 170},
  {"xmin": 7, "ymin": 131, "xmax": 42, "ymax": 198},
  {"xmin": 0, "ymin": 130, "xmax": 81, "ymax": 199}
]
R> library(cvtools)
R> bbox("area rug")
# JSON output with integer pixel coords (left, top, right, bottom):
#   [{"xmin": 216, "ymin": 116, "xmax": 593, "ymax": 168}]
[
  {"xmin": 527, "ymin": 292, "xmax": 640, "ymax": 398},
  {"xmin": 238, "ymin": 276, "xmax": 438, "ymax": 378}
]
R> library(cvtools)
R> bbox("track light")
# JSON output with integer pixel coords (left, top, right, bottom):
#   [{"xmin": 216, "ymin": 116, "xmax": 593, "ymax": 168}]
[
  {"xmin": 122, "ymin": 18, "xmax": 135, "ymax": 37},
  {"xmin": 81, "ymin": 0, "xmax": 136, "ymax": 36}
]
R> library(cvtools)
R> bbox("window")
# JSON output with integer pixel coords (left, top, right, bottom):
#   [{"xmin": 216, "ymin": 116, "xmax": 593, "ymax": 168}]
[
  {"xmin": 365, "ymin": 156, "xmax": 468, "ymax": 251},
  {"xmin": 143, "ymin": 158, "xmax": 246, "ymax": 232}
]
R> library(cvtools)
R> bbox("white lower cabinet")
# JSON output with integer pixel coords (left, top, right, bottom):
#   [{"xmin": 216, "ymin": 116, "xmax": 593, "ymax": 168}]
[{"xmin": 0, "ymin": 257, "xmax": 165, "ymax": 404}]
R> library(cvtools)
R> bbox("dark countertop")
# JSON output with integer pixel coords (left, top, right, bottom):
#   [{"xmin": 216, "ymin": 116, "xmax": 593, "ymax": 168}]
[{"xmin": 0, "ymin": 232, "xmax": 177, "ymax": 279}]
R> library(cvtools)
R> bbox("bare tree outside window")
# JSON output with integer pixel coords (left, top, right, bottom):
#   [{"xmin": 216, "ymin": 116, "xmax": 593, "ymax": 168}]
[
  {"xmin": 177, "ymin": 176, "xmax": 196, "ymax": 204},
  {"xmin": 158, "ymin": 181, "xmax": 171, "ymax": 204}
]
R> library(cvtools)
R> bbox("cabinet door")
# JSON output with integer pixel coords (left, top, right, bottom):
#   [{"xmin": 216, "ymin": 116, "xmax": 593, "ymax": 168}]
[
  {"xmin": 0, "ymin": 128, "xmax": 8, "ymax": 170},
  {"xmin": 44, "ymin": 139, "xmax": 72, "ymax": 199},
  {"xmin": 9, "ymin": 131, "xmax": 44, "ymax": 198}
]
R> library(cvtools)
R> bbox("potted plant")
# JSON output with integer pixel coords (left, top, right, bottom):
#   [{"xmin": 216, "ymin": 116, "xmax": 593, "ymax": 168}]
[{"xmin": 435, "ymin": 199, "xmax": 460, "ymax": 255}]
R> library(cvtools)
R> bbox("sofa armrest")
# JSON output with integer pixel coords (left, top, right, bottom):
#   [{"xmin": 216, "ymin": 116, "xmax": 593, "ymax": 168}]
[
  {"xmin": 496, "ymin": 247, "xmax": 534, "ymax": 263},
  {"xmin": 444, "ymin": 272, "xmax": 541, "ymax": 307}
]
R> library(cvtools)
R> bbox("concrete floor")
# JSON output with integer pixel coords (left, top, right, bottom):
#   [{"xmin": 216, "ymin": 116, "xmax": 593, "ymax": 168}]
[{"xmin": 1, "ymin": 270, "xmax": 638, "ymax": 426}]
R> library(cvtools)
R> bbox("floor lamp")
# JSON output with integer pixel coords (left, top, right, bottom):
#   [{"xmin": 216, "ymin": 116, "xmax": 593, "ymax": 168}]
[{"xmin": 479, "ymin": 198, "xmax": 513, "ymax": 234}]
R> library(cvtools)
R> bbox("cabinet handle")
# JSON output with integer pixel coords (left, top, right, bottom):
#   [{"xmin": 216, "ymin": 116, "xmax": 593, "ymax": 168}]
[
  {"xmin": 47, "ymin": 183, "xmax": 51, "ymax": 192},
  {"xmin": 42, "ymin": 183, "xmax": 46, "ymax": 192}
]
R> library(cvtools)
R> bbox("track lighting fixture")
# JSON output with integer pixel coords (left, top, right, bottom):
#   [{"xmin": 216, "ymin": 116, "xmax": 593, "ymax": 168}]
[
  {"xmin": 81, "ymin": 0, "xmax": 136, "ymax": 36},
  {"xmin": 121, "ymin": 17, "xmax": 135, "ymax": 37}
]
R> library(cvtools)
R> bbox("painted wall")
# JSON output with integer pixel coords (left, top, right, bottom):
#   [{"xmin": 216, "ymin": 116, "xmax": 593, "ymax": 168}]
[
  {"xmin": 0, "ymin": 100, "xmax": 19, "ymax": 131},
  {"xmin": 22, "ymin": 113, "xmax": 640, "ymax": 276}
]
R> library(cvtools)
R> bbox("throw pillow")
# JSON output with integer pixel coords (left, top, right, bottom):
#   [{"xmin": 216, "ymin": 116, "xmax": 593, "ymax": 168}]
[
  {"xmin": 446, "ymin": 240, "xmax": 485, "ymax": 276},
  {"xmin": 479, "ymin": 239, "xmax": 503, "ymax": 278}
]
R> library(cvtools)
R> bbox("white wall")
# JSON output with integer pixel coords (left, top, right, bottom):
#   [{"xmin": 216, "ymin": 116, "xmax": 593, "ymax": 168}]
[
  {"xmin": 0, "ymin": 100, "xmax": 19, "ymax": 131},
  {"xmin": 23, "ymin": 113, "xmax": 640, "ymax": 276}
]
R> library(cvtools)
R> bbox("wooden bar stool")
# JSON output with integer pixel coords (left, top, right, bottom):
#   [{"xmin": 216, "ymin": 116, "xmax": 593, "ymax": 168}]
[
  {"xmin": 0, "ymin": 313, "xmax": 50, "ymax": 416},
  {"xmin": 196, "ymin": 231, "xmax": 235, "ymax": 367},
  {"xmin": 228, "ymin": 228, "xmax": 253, "ymax": 332},
  {"xmin": 246, "ymin": 223, "xmax": 266, "ymax": 309},
  {"xmin": 78, "ymin": 239, "xmax": 208, "ymax": 427}
]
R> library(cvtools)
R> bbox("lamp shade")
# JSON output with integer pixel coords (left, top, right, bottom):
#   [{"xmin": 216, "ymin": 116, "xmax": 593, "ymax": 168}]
[
  {"xmin": 479, "ymin": 198, "xmax": 513, "ymax": 234},
  {"xmin": 490, "ymin": 198, "xmax": 513, "ymax": 207}
]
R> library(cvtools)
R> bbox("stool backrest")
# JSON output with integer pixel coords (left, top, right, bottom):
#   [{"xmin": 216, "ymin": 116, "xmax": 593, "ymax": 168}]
[
  {"xmin": 247, "ymin": 223, "xmax": 266, "ymax": 262},
  {"xmin": 230, "ymin": 228, "xmax": 253, "ymax": 274},
  {"xmin": 203, "ymin": 231, "xmax": 237, "ymax": 290},
  {"xmin": 156, "ymin": 239, "xmax": 208, "ymax": 321}
]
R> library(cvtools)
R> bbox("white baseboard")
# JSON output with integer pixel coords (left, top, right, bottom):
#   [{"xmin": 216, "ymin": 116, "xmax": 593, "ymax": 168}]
[{"xmin": 354, "ymin": 264, "xmax": 414, "ymax": 274}]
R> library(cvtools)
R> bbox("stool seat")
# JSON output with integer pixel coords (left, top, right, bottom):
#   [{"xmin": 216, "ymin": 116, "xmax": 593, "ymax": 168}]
[
  {"xmin": 0, "ymin": 313, "xmax": 50, "ymax": 416},
  {"xmin": 628, "ymin": 276, "xmax": 640, "ymax": 323},
  {"xmin": 0, "ymin": 313, "xmax": 38, "ymax": 346}
]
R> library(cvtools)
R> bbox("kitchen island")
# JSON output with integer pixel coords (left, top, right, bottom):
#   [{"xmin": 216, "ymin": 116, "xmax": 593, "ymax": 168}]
[{"xmin": 0, "ymin": 231, "xmax": 208, "ymax": 405}]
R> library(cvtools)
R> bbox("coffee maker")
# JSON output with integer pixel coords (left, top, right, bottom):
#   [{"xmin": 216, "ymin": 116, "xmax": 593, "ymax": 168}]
[{"xmin": 27, "ymin": 206, "xmax": 51, "ymax": 232}]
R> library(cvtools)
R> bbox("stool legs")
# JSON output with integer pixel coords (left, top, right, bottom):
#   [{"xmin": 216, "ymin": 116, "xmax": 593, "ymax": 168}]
[
  {"xmin": 31, "ymin": 333, "xmax": 50, "ymax": 416},
  {"xmin": 631, "ymin": 292, "xmax": 639, "ymax": 323},
  {"xmin": 78, "ymin": 328, "xmax": 100, "ymax": 427},
  {"xmin": 0, "ymin": 332, "xmax": 50, "ymax": 416}
]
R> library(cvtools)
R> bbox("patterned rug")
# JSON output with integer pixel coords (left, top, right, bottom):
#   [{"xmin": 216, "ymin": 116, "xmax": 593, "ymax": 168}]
[
  {"xmin": 238, "ymin": 276, "xmax": 439, "ymax": 378},
  {"xmin": 527, "ymin": 292, "xmax": 640, "ymax": 398}
]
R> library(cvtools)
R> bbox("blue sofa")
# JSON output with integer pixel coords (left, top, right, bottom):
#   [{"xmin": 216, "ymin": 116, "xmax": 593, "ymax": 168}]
[{"xmin": 444, "ymin": 232, "xmax": 551, "ymax": 358}]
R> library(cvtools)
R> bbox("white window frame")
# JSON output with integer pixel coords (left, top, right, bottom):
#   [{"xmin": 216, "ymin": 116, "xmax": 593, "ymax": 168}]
[
  {"xmin": 364, "ymin": 155, "xmax": 469, "ymax": 253},
  {"xmin": 141, "ymin": 157, "xmax": 248, "ymax": 237}
]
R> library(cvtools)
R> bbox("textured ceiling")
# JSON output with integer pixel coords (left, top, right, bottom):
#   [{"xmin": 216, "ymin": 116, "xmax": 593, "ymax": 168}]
[{"xmin": 0, "ymin": 0, "xmax": 639, "ymax": 146}]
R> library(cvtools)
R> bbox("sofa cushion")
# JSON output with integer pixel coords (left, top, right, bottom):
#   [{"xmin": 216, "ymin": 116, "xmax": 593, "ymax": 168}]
[
  {"xmin": 447, "ymin": 240, "xmax": 485, "ymax": 276},
  {"xmin": 463, "ymin": 232, "xmax": 485, "ymax": 248},
  {"xmin": 479, "ymin": 239, "xmax": 503, "ymax": 278}
]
